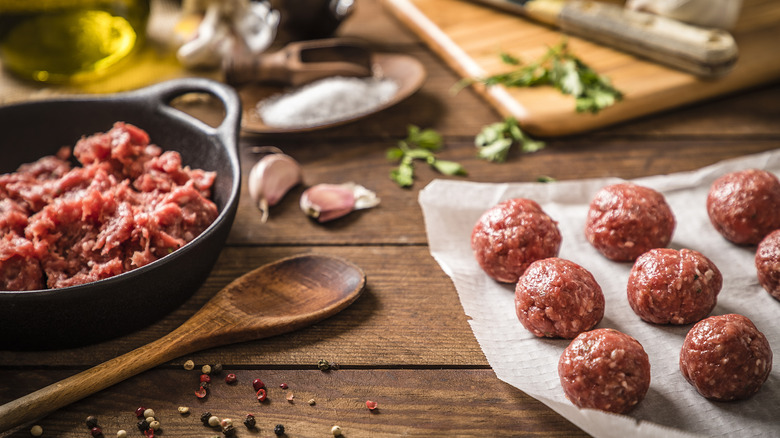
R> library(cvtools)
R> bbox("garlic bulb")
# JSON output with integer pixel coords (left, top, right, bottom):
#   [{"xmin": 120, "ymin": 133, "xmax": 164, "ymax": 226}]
[
  {"xmin": 177, "ymin": 0, "xmax": 280, "ymax": 69},
  {"xmin": 248, "ymin": 152, "xmax": 302, "ymax": 222},
  {"xmin": 300, "ymin": 183, "xmax": 380, "ymax": 223},
  {"xmin": 626, "ymin": 0, "xmax": 743, "ymax": 30}
]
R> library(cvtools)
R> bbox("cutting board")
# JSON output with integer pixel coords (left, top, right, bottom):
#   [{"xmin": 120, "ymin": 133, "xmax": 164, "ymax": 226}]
[{"xmin": 382, "ymin": 0, "xmax": 780, "ymax": 136}]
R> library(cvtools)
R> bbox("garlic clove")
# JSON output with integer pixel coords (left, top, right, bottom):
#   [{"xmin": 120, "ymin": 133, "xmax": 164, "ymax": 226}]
[
  {"xmin": 248, "ymin": 152, "xmax": 302, "ymax": 222},
  {"xmin": 300, "ymin": 182, "xmax": 380, "ymax": 223}
]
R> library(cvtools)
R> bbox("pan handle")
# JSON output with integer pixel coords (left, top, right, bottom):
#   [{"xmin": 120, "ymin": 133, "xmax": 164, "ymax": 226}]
[{"xmin": 132, "ymin": 78, "xmax": 242, "ymax": 147}]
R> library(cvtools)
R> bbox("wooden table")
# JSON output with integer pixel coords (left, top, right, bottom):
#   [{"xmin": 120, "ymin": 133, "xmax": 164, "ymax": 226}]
[{"xmin": 1, "ymin": 1, "xmax": 779, "ymax": 436}]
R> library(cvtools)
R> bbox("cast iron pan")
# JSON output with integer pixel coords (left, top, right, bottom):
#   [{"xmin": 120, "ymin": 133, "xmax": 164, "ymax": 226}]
[{"xmin": 0, "ymin": 78, "xmax": 242, "ymax": 350}]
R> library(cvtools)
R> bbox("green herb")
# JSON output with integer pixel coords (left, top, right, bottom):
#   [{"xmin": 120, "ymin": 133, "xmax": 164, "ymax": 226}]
[
  {"xmin": 536, "ymin": 175, "xmax": 556, "ymax": 183},
  {"xmin": 475, "ymin": 117, "xmax": 545, "ymax": 162},
  {"xmin": 460, "ymin": 39, "xmax": 622, "ymax": 113},
  {"xmin": 387, "ymin": 125, "xmax": 467, "ymax": 187}
]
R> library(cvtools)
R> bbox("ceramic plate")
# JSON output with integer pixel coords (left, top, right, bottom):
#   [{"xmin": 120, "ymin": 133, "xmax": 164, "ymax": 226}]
[{"xmin": 238, "ymin": 52, "xmax": 426, "ymax": 134}]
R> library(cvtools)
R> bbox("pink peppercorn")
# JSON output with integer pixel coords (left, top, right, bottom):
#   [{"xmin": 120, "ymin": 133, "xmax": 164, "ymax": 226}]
[
  {"xmin": 366, "ymin": 400, "xmax": 378, "ymax": 410},
  {"xmin": 195, "ymin": 387, "xmax": 208, "ymax": 399},
  {"xmin": 200, "ymin": 374, "xmax": 211, "ymax": 383},
  {"xmin": 225, "ymin": 373, "xmax": 237, "ymax": 384},
  {"xmin": 252, "ymin": 378, "xmax": 265, "ymax": 391},
  {"xmin": 90, "ymin": 426, "xmax": 102, "ymax": 436},
  {"xmin": 280, "ymin": 383, "xmax": 288, "ymax": 389},
  {"xmin": 135, "ymin": 406, "xmax": 146, "ymax": 417},
  {"xmin": 256, "ymin": 388, "xmax": 267, "ymax": 402}
]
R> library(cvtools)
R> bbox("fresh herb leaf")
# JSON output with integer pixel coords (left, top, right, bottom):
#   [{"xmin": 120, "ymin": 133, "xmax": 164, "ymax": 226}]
[
  {"xmin": 474, "ymin": 117, "xmax": 545, "ymax": 163},
  {"xmin": 387, "ymin": 125, "xmax": 467, "ymax": 188},
  {"xmin": 467, "ymin": 39, "xmax": 622, "ymax": 113}
]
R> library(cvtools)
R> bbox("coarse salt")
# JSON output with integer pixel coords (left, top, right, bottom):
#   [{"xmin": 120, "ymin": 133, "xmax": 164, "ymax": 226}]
[{"xmin": 257, "ymin": 76, "xmax": 399, "ymax": 129}]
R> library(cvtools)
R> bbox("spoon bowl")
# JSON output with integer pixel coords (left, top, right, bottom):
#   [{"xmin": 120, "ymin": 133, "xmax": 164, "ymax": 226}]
[{"xmin": 0, "ymin": 253, "xmax": 366, "ymax": 433}]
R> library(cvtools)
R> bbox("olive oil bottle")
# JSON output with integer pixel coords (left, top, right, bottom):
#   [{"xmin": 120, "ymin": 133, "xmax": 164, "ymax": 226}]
[{"xmin": 0, "ymin": 0, "xmax": 150, "ymax": 83}]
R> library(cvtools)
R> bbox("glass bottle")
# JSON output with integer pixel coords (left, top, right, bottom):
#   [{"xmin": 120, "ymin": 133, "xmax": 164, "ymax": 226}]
[{"xmin": 0, "ymin": 0, "xmax": 150, "ymax": 83}]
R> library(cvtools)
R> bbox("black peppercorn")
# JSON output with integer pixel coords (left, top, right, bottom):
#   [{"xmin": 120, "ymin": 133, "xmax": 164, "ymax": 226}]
[
  {"xmin": 137, "ymin": 419, "xmax": 150, "ymax": 432},
  {"xmin": 243, "ymin": 414, "xmax": 256, "ymax": 429},
  {"xmin": 222, "ymin": 424, "xmax": 237, "ymax": 436},
  {"xmin": 200, "ymin": 412, "xmax": 213, "ymax": 425},
  {"xmin": 212, "ymin": 363, "xmax": 223, "ymax": 374},
  {"xmin": 274, "ymin": 424, "xmax": 285, "ymax": 435},
  {"xmin": 85, "ymin": 415, "xmax": 99, "ymax": 428}
]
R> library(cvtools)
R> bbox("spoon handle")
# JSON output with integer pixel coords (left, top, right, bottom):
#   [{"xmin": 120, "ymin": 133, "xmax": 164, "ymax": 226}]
[{"xmin": 0, "ymin": 326, "xmax": 200, "ymax": 432}]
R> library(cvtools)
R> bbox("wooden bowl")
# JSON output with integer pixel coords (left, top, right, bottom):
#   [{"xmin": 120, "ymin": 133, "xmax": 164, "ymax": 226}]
[{"xmin": 0, "ymin": 79, "xmax": 241, "ymax": 350}]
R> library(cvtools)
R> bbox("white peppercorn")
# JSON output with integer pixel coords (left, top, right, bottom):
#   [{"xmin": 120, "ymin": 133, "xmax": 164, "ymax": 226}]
[
  {"xmin": 30, "ymin": 425, "xmax": 43, "ymax": 436},
  {"xmin": 149, "ymin": 420, "xmax": 160, "ymax": 431},
  {"xmin": 208, "ymin": 415, "xmax": 220, "ymax": 427},
  {"xmin": 201, "ymin": 364, "xmax": 212, "ymax": 374},
  {"xmin": 143, "ymin": 408, "xmax": 155, "ymax": 419},
  {"xmin": 331, "ymin": 425, "xmax": 343, "ymax": 436},
  {"xmin": 117, "ymin": 430, "xmax": 128, "ymax": 438},
  {"xmin": 183, "ymin": 359, "xmax": 195, "ymax": 370},
  {"xmin": 178, "ymin": 406, "xmax": 190, "ymax": 415}
]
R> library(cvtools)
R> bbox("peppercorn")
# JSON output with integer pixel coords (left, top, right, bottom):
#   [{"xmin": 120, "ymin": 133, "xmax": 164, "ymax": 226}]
[
  {"xmin": 149, "ymin": 420, "xmax": 160, "ymax": 431},
  {"xmin": 202, "ymin": 364, "xmax": 212, "ymax": 374},
  {"xmin": 243, "ymin": 414, "xmax": 256, "ymax": 429},
  {"xmin": 195, "ymin": 386, "xmax": 208, "ymax": 398},
  {"xmin": 280, "ymin": 383, "xmax": 288, "ymax": 389},
  {"xmin": 86, "ymin": 415, "xmax": 99, "ymax": 428},
  {"xmin": 252, "ymin": 378, "xmax": 265, "ymax": 391},
  {"xmin": 200, "ymin": 374, "xmax": 211, "ymax": 383},
  {"xmin": 331, "ymin": 425, "xmax": 343, "ymax": 436},
  {"xmin": 212, "ymin": 363, "xmax": 223, "ymax": 375},
  {"xmin": 208, "ymin": 415, "xmax": 220, "ymax": 427},
  {"xmin": 137, "ymin": 419, "xmax": 149, "ymax": 432},
  {"xmin": 222, "ymin": 424, "xmax": 237, "ymax": 436},
  {"xmin": 30, "ymin": 425, "xmax": 43, "ymax": 437},
  {"xmin": 178, "ymin": 406, "xmax": 190, "ymax": 415},
  {"xmin": 117, "ymin": 430, "xmax": 127, "ymax": 438},
  {"xmin": 366, "ymin": 400, "xmax": 378, "ymax": 410},
  {"xmin": 135, "ymin": 406, "xmax": 146, "ymax": 418},
  {"xmin": 307, "ymin": 398, "xmax": 316, "ymax": 405},
  {"xmin": 317, "ymin": 359, "xmax": 330, "ymax": 370},
  {"xmin": 183, "ymin": 359, "xmax": 195, "ymax": 370},
  {"xmin": 274, "ymin": 424, "xmax": 285, "ymax": 436},
  {"xmin": 143, "ymin": 408, "xmax": 155, "ymax": 419},
  {"xmin": 225, "ymin": 373, "xmax": 237, "ymax": 384},
  {"xmin": 90, "ymin": 426, "xmax": 103, "ymax": 437},
  {"xmin": 256, "ymin": 388, "xmax": 267, "ymax": 402},
  {"xmin": 200, "ymin": 412, "xmax": 213, "ymax": 425}
]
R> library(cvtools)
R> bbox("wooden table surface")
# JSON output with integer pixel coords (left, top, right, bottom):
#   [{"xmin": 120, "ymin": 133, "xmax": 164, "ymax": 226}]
[{"xmin": 2, "ymin": 1, "xmax": 780, "ymax": 437}]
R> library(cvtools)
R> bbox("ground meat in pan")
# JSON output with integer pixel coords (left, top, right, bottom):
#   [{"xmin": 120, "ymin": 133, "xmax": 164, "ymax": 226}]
[
  {"xmin": 515, "ymin": 258, "xmax": 604, "ymax": 338},
  {"xmin": 679, "ymin": 314, "xmax": 772, "ymax": 401},
  {"xmin": 755, "ymin": 229, "xmax": 780, "ymax": 301},
  {"xmin": 0, "ymin": 122, "xmax": 218, "ymax": 290},
  {"xmin": 585, "ymin": 182, "xmax": 675, "ymax": 262},
  {"xmin": 706, "ymin": 169, "xmax": 780, "ymax": 245},
  {"xmin": 558, "ymin": 328, "xmax": 651, "ymax": 414},
  {"xmin": 471, "ymin": 198, "xmax": 562, "ymax": 283},
  {"xmin": 627, "ymin": 248, "xmax": 722, "ymax": 324}
]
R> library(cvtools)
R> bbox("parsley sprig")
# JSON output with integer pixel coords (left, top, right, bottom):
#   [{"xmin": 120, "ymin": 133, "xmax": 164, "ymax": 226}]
[
  {"xmin": 387, "ymin": 125, "xmax": 467, "ymax": 187},
  {"xmin": 475, "ymin": 117, "xmax": 545, "ymax": 162},
  {"xmin": 462, "ymin": 40, "xmax": 622, "ymax": 114}
]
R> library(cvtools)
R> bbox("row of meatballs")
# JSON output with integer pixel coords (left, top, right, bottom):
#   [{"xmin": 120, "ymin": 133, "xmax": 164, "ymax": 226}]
[{"xmin": 470, "ymin": 169, "xmax": 777, "ymax": 414}]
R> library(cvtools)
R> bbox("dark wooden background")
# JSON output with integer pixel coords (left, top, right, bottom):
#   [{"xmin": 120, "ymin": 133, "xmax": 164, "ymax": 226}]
[{"xmin": 1, "ymin": 0, "xmax": 779, "ymax": 436}]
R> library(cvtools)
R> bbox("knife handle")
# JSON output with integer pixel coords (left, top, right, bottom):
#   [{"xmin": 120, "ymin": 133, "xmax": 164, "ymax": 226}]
[{"xmin": 557, "ymin": 1, "xmax": 738, "ymax": 77}]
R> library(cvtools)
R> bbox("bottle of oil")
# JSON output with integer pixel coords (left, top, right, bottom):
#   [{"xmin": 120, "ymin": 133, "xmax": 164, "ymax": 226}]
[{"xmin": 0, "ymin": 0, "xmax": 150, "ymax": 83}]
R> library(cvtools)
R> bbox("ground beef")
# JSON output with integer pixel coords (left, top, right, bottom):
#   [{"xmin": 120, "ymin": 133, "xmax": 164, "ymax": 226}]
[
  {"xmin": 706, "ymin": 169, "xmax": 780, "ymax": 245},
  {"xmin": 627, "ymin": 248, "xmax": 722, "ymax": 325},
  {"xmin": 471, "ymin": 198, "xmax": 562, "ymax": 283},
  {"xmin": 558, "ymin": 328, "xmax": 651, "ymax": 414},
  {"xmin": 515, "ymin": 258, "xmax": 604, "ymax": 338},
  {"xmin": 0, "ymin": 122, "xmax": 218, "ymax": 290},
  {"xmin": 585, "ymin": 183, "xmax": 675, "ymax": 262},
  {"xmin": 680, "ymin": 314, "xmax": 772, "ymax": 401},
  {"xmin": 756, "ymin": 229, "xmax": 780, "ymax": 301}
]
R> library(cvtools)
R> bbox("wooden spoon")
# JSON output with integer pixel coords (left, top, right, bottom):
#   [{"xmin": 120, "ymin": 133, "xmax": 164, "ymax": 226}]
[{"xmin": 0, "ymin": 253, "xmax": 366, "ymax": 432}]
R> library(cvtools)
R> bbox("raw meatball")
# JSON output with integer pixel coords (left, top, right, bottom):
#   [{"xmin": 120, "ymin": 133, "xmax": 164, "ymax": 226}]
[
  {"xmin": 627, "ymin": 248, "xmax": 722, "ymax": 324},
  {"xmin": 471, "ymin": 198, "xmax": 562, "ymax": 283},
  {"xmin": 680, "ymin": 314, "xmax": 772, "ymax": 401},
  {"xmin": 756, "ymin": 229, "xmax": 780, "ymax": 301},
  {"xmin": 585, "ymin": 183, "xmax": 675, "ymax": 262},
  {"xmin": 558, "ymin": 328, "xmax": 651, "ymax": 414},
  {"xmin": 706, "ymin": 169, "xmax": 780, "ymax": 245},
  {"xmin": 515, "ymin": 258, "xmax": 604, "ymax": 338}
]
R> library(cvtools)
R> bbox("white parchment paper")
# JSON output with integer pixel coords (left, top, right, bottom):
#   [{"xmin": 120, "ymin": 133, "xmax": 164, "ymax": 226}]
[{"xmin": 418, "ymin": 150, "xmax": 780, "ymax": 438}]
